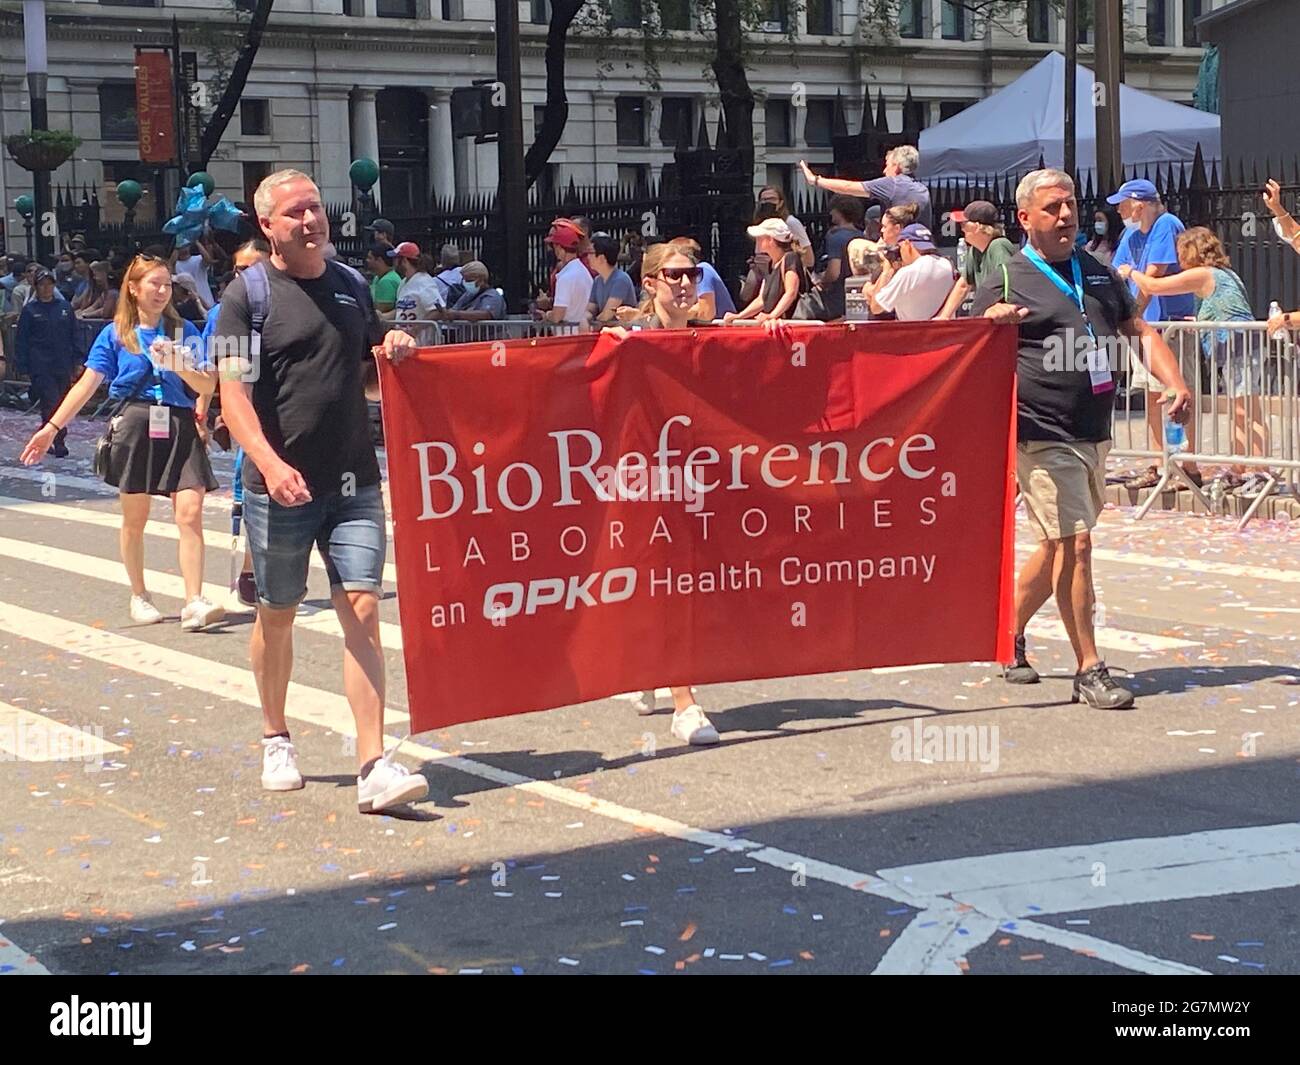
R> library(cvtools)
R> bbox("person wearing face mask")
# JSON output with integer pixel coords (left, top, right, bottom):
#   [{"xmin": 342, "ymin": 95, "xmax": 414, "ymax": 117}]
[
  {"xmin": 1085, "ymin": 208, "xmax": 1123, "ymax": 265},
  {"xmin": 602, "ymin": 242, "xmax": 721, "ymax": 748},
  {"xmin": 444, "ymin": 261, "xmax": 507, "ymax": 321},
  {"xmin": 54, "ymin": 251, "xmax": 78, "ymax": 301},
  {"xmin": 1108, "ymin": 179, "xmax": 1202, "ymax": 490}
]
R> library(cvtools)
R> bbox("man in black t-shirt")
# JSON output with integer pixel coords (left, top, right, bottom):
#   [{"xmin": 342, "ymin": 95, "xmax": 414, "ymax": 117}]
[
  {"xmin": 973, "ymin": 169, "xmax": 1191, "ymax": 711},
  {"xmin": 815, "ymin": 195, "xmax": 865, "ymax": 320},
  {"xmin": 216, "ymin": 168, "xmax": 427, "ymax": 815}
]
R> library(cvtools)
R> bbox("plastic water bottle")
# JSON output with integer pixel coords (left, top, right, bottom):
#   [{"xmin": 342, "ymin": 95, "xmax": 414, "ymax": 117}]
[
  {"xmin": 1269, "ymin": 300, "xmax": 1285, "ymax": 341},
  {"xmin": 1164, "ymin": 415, "xmax": 1187, "ymax": 453}
]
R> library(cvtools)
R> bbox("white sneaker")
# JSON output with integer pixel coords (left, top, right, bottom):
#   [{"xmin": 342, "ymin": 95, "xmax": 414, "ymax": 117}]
[
  {"xmin": 357, "ymin": 755, "xmax": 428, "ymax": 813},
  {"xmin": 129, "ymin": 594, "xmax": 163, "ymax": 625},
  {"xmin": 181, "ymin": 596, "xmax": 226, "ymax": 631},
  {"xmin": 631, "ymin": 689, "xmax": 658, "ymax": 716},
  {"xmin": 671, "ymin": 704, "xmax": 720, "ymax": 746},
  {"xmin": 261, "ymin": 736, "xmax": 304, "ymax": 791}
]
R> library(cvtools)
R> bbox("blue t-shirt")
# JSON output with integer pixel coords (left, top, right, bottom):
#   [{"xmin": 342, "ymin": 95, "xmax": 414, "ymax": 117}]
[
  {"xmin": 85, "ymin": 319, "xmax": 208, "ymax": 409},
  {"xmin": 589, "ymin": 269, "xmax": 638, "ymax": 317},
  {"xmin": 861, "ymin": 175, "xmax": 933, "ymax": 228},
  {"xmin": 698, "ymin": 261, "xmax": 736, "ymax": 317},
  {"xmin": 1111, "ymin": 212, "xmax": 1195, "ymax": 322}
]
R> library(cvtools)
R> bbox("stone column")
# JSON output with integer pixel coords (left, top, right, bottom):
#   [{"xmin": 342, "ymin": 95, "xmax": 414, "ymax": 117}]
[
  {"xmin": 350, "ymin": 86, "xmax": 382, "ymax": 210},
  {"xmin": 428, "ymin": 88, "xmax": 456, "ymax": 201},
  {"xmin": 312, "ymin": 84, "xmax": 354, "ymax": 206}
]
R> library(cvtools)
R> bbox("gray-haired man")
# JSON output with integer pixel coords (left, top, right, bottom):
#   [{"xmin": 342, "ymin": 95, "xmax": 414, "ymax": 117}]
[{"xmin": 797, "ymin": 146, "xmax": 932, "ymax": 229}]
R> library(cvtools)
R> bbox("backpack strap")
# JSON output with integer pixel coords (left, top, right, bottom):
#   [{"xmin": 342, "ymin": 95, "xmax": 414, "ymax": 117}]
[
  {"xmin": 241, "ymin": 260, "xmax": 272, "ymax": 359},
  {"xmin": 327, "ymin": 259, "xmax": 372, "ymax": 312}
]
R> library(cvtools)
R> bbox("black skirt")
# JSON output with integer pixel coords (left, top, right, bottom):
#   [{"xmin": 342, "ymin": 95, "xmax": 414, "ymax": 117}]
[{"xmin": 106, "ymin": 401, "xmax": 219, "ymax": 497}]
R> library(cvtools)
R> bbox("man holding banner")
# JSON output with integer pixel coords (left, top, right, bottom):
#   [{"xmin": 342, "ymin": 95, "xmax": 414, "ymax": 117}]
[
  {"xmin": 215, "ymin": 169, "xmax": 428, "ymax": 814},
  {"xmin": 974, "ymin": 169, "xmax": 1191, "ymax": 711}
]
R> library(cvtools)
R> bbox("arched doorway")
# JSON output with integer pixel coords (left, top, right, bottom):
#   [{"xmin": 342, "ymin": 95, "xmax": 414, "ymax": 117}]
[{"xmin": 377, "ymin": 88, "xmax": 430, "ymax": 215}]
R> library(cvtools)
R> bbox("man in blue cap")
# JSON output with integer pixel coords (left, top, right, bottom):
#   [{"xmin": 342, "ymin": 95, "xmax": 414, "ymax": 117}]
[{"xmin": 1108, "ymin": 178, "xmax": 1202, "ymax": 489}]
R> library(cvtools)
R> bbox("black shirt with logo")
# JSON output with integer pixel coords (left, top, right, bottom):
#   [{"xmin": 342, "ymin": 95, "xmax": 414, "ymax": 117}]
[
  {"xmin": 971, "ymin": 247, "xmax": 1137, "ymax": 444},
  {"xmin": 216, "ymin": 261, "xmax": 385, "ymax": 496}
]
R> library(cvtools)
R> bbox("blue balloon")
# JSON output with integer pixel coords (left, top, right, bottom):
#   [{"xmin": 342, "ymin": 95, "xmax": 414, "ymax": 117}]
[{"xmin": 207, "ymin": 196, "xmax": 246, "ymax": 233}]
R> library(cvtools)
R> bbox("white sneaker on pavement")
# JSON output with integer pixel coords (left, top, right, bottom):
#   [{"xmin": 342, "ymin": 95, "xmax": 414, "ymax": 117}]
[
  {"xmin": 181, "ymin": 596, "xmax": 226, "ymax": 631},
  {"xmin": 670, "ymin": 704, "xmax": 719, "ymax": 746},
  {"xmin": 631, "ymin": 689, "xmax": 658, "ymax": 716},
  {"xmin": 261, "ymin": 736, "xmax": 304, "ymax": 791},
  {"xmin": 357, "ymin": 754, "xmax": 429, "ymax": 813},
  {"xmin": 129, "ymin": 594, "xmax": 163, "ymax": 625}
]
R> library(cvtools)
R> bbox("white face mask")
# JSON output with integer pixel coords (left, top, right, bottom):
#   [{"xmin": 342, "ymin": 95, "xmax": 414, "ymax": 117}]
[{"xmin": 1094, "ymin": 221, "xmax": 1107, "ymax": 236}]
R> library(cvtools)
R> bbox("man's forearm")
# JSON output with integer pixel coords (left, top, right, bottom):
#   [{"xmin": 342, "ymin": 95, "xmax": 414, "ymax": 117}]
[
  {"xmin": 815, "ymin": 176, "xmax": 868, "ymax": 198},
  {"xmin": 218, "ymin": 379, "xmax": 282, "ymax": 473}
]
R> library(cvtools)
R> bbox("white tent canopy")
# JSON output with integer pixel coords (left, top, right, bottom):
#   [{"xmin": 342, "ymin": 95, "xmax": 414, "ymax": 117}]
[{"xmin": 917, "ymin": 52, "xmax": 1221, "ymax": 182}]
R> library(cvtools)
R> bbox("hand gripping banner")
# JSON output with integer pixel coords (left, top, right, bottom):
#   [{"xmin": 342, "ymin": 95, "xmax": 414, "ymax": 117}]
[{"xmin": 377, "ymin": 322, "xmax": 1019, "ymax": 733}]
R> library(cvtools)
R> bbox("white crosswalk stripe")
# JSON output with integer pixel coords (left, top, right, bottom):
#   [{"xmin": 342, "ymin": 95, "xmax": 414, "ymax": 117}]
[{"xmin": 0, "ymin": 700, "xmax": 126, "ymax": 763}]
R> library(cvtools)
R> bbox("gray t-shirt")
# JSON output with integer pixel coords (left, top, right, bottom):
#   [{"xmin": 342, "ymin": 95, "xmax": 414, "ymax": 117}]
[
  {"xmin": 590, "ymin": 269, "xmax": 637, "ymax": 318},
  {"xmin": 862, "ymin": 175, "xmax": 932, "ymax": 228}
]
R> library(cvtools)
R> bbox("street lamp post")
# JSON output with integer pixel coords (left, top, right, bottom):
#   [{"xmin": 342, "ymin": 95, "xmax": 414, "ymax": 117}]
[
  {"xmin": 494, "ymin": 0, "xmax": 527, "ymax": 314},
  {"xmin": 16, "ymin": 194, "xmax": 36, "ymax": 260},
  {"xmin": 1064, "ymin": 0, "xmax": 1077, "ymax": 179},
  {"xmin": 116, "ymin": 180, "xmax": 143, "ymax": 251},
  {"xmin": 22, "ymin": 0, "xmax": 53, "ymax": 263}
]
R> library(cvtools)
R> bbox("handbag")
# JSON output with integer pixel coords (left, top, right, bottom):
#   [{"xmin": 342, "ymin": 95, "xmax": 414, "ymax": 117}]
[{"xmin": 93, "ymin": 372, "xmax": 152, "ymax": 481}]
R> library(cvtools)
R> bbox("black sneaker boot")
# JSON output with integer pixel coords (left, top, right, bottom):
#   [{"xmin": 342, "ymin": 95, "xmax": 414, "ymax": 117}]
[
  {"xmin": 1003, "ymin": 634, "xmax": 1040, "ymax": 684},
  {"xmin": 1072, "ymin": 661, "xmax": 1135, "ymax": 710}
]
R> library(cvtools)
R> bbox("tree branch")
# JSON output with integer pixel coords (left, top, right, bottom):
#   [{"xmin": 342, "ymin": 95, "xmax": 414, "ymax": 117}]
[
  {"xmin": 525, "ymin": 0, "xmax": 587, "ymax": 189},
  {"xmin": 199, "ymin": 0, "xmax": 274, "ymax": 168}
]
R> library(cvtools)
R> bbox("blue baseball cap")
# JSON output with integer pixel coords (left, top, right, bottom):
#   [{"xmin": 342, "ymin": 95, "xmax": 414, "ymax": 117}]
[
  {"xmin": 1106, "ymin": 179, "xmax": 1159, "ymax": 205},
  {"xmin": 897, "ymin": 223, "xmax": 936, "ymax": 251}
]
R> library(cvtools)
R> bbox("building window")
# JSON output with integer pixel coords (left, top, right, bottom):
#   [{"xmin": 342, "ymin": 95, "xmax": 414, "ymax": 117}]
[
  {"xmin": 904, "ymin": 99, "xmax": 929, "ymax": 130},
  {"xmin": 1077, "ymin": 0, "xmax": 1093, "ymax": 44},
  {"xmin": 941, "ymin": 1, "xmax": 966, "ymax": 40},
  {"xmin": 99, "ymin": 82, "xmax": 138, "ymax": 143},
  {"xmin": 804, "ymin": 99, "xmax": 834, "ymax": 148},
  {"xmin": 660, "ymin": 0, "xmax": 691, "ymax": 30},
  {"xmin": 618, "ymin": 164, "xmax": 649, "ymax": 190},
  {"xmin": 242, "ymin": 161, "xmax": 271, "ymax": 209},
  {"xmin": 1182, "ymin": 0, "xmax": 1203, "ymax": 47},
  {"xmin": 98, "ymin": 0, "xmax": 156, "ymax": 7},
  {"xmin": 616, "ymin": 96, "xmax": 646, "ymax": 146},
  {"xmin": 342, "ymin": 0, "xmax": 361, "ymax": 13},
  {"xmin": 1146, "ymin": 0, "xmax": 1167, "ymax": 45},
  {"xmin": 807, "ymin": 0, "xmax": 835, "ymax": 35},
  {"xmin": 533, "ymin": 105, "xmax": 547, "ymax": 138},
  {"xmin": 530, "ymin": 0, "xmax": 551, "ymax": 24},
  {"xmin": 240, "ymin": 99, "xmax": 270, "ymax": 137},
  {"xmin": 1026, "ymin": 0, "xmax": 1051, "ymax": 43},
  {"xmin": 765, "ymin": 99, "xmax": 792, "ymax": 147},
  {"xmin": 660, "ymin": 97, "xmax": 693, "ymax": 147},
  {"xmin": 898, "ymin": 0, "xmax": 924, "ymax": 38},
  {"xmin": 611, "ymin": 0, "xmax": 641, "ymax": 28},
  {"xmin": 376, "ymin": 0, "xmax": 417, "ymax": 16},
  {"xmin": 761, "ymin": 0, "xmax": 788, "ymax": 33},
  {"xmin": 939, "ymin": 100, "xmax": 971, "ymax": 122}
]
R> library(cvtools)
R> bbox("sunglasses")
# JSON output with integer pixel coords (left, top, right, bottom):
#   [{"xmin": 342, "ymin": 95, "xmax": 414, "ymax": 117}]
[{"xmin": 657, "ymin": 266, "xmax": 702, "ymax": 283}]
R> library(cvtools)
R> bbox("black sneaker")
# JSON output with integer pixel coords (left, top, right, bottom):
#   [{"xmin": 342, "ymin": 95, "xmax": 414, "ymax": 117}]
[
  {"xmin": 237, "ymin": 571, "xmax": 258, "ymax": 608},
  {"xmin": 1003, "ymin": 634, "xmax": 1040, "ymax": 684},
  {"xmin": 1071, "ymin": 661, "xmax": 1135, "ymax": 710}
]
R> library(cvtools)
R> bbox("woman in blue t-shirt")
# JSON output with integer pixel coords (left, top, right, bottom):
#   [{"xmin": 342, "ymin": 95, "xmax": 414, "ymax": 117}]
[{"xmin": 20, "ymin": 254, "xmax": 225, "ymax": 631}]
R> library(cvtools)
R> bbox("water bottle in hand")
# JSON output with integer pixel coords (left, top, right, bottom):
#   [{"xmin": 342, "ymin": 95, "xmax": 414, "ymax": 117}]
[
  {"xmin": 1269, "ymin": 300, "xmax": 1285, "ymax": 341},
  {"xmin": 1164, "ymin": 415, "xmax": 1187, "ymax": 453}
]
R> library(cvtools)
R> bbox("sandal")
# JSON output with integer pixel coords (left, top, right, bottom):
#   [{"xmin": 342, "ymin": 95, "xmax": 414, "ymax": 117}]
[{"xmin": 1123, "ymin": 466, "xmax": 1162, "ymax": 490}]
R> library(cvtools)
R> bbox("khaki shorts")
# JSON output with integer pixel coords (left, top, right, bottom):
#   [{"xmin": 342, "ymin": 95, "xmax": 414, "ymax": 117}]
[
  {"xmin": 1127, "ymin": 334, "xmax": 1198, "ymax": 393},
  {"xmin": 1016, "ymin": 440, "xmax": 1111, "ymax": 542}
]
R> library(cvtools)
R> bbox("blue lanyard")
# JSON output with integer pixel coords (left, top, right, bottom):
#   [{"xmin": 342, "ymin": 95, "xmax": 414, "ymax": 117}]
[
  {"xmin": 1022, "ymin": 246, "xmax": 1096, "ymax": 341},
  {"xmin": 135, "ymin": 328, "xmax": 166, "ymax": 405}
]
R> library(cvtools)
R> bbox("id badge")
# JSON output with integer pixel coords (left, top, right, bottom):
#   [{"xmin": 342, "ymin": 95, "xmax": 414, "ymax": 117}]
[
  {"xmin": 148, "ymin": 404, "xmax": 171, "ymax": 440},
  {"xmin": 1079, "ymin": 334, "xmax": 1114, "ymax": 395}
]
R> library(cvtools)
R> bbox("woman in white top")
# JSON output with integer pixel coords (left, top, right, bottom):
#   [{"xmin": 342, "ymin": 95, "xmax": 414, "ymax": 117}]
[{"xmin": 756, "ymin": 186, "xmax": 814, "ymax": 269}]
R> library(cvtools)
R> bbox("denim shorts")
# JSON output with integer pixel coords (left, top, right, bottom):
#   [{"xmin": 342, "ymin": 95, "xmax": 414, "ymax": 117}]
[{"xmin": 242, "ymin": 483, "xmax": 387, "ymax": 608}]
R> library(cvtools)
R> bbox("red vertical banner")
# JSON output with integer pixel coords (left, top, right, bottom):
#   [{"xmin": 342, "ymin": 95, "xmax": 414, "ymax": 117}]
[
  {"xmin": 135, "ymin": 50, "xmax": 177, "ymax": 166},
  {"xmin": 379, "ymin": 322, "xmax": 1020, "ymax": 733}
]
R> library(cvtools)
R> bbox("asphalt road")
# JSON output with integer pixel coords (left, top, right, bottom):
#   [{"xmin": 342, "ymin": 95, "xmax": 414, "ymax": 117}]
[{"xmin": 1, "ymin": 410, "xmax": 1297, "ymax": 976}]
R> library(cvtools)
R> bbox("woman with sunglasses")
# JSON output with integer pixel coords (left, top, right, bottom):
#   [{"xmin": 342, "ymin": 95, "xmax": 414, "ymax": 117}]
[
  {"xmin": 20, "ymin": 254, "xmax": 224, "ymax": 631},
  {"xmin": 604, "ymin": 243, "xmax": 721, "ymax": 746}
]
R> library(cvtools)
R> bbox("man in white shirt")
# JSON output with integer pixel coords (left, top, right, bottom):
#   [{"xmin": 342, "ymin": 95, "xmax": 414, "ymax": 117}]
[
  {"xmin": 388, "ymin": 241, "xmax": 445, "ymax": 345},
  {"xmin": 868, "ymin": 224, "xmax": 955, "ymax": 321},
  {"xmin": 541, "ymin": 225, "xmax": 594, "ymax": 327},
  {"xmin": 174, "ymin": 241, "xmax": 216, "ymax": 309}
]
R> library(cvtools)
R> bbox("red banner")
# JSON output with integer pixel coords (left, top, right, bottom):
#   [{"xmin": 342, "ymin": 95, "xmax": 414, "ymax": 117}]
[
  {"xmin": 379, "ymin": 322, "xmax": 1019, "ymax": 733},
  {"xmin": 135, "ymin": 50, "xmax": 177, "ymax": 166}
]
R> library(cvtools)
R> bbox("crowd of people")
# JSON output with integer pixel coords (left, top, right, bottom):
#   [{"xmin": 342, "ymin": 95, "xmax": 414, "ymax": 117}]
[{"xmin": 6, "ymin": 149, "xmax": 1299, "ymax": 811}]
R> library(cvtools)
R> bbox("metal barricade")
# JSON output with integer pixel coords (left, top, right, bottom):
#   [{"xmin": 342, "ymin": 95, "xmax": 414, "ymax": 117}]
[{"xmin": 1112, "ymin": 320, "xmax": 1299, "ymax": 529}]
